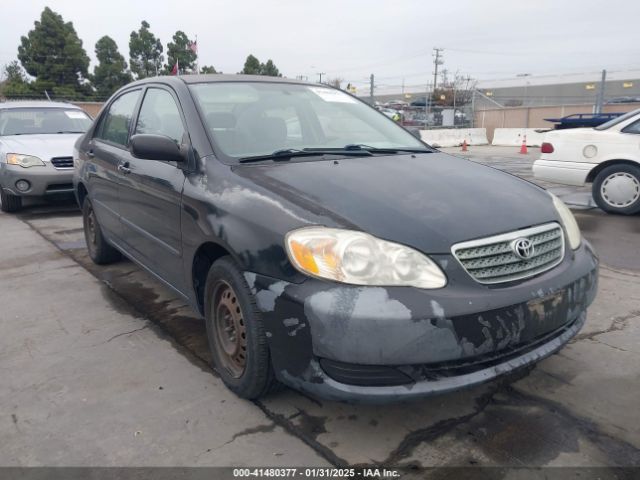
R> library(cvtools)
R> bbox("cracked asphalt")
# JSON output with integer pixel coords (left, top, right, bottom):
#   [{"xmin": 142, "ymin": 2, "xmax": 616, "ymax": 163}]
[{"xmin": 1, "ymin": 147, "xmax": 639, "ymax": 469}]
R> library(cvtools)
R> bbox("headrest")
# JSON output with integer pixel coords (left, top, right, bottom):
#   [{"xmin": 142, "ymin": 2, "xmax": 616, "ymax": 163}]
[{"xmin": 206, "ymin": 112, "xmax": 236, "ymax": 129}]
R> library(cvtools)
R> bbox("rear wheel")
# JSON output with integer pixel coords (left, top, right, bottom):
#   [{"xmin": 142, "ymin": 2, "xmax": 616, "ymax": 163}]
[
  {"xmin": 204, "ymin": 257, "xmax": 277, "ymax": 399},
  {"xmin": 82, "ymin": 198, "xmax": 121, "ymax": 264},
  {"xmin": 0, "ymin": 189, "xmax": 22, "ymax": 213},
  {"xmin": 592, "ymin": 164, "xmax": 640, "ymax": 215}
]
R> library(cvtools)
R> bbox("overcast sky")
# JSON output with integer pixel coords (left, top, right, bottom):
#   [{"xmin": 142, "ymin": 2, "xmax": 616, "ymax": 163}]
[{"xmin": 1, "ymin": 0, "xmax": 639, "ymax": 91}]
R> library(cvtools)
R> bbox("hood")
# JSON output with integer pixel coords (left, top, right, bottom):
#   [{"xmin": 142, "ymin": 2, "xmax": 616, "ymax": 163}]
[
  {"xmin": 236, "ymin": 152, "xmax": 560, "ymax": 254},
  {"xmin": 0, "ymin": 134, "xmax": 82, "ymax": 161}
]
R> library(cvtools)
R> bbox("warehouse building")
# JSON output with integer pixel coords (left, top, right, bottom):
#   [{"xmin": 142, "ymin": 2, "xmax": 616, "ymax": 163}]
[{"xmin": 475, "ymin": 69, "xmax": 640, "ymax": 108}]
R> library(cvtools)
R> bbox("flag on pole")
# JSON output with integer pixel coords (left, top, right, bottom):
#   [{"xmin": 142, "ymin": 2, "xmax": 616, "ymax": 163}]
[
  {"xmin": 171, "ymin": 59, "xmax": 179, "ymax": 75},
  {"xmin": 188, "ymin": 40, "xmax": 198, "ymax": 54}
]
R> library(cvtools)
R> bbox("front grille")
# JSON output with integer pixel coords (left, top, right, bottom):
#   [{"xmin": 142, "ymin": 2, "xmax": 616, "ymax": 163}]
[
  {"xmin": 452, "ymin": 223, "xmax": 565, "ymax": 284},
  {"xmin": 50, "ymin": 157, "xmax": 74, "ymax": 169}
]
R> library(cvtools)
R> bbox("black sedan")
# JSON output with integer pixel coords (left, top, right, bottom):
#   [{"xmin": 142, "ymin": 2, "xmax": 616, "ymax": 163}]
[{"xmin": 73, "ymin": 75, "xmax": 598, "ymax": 402}]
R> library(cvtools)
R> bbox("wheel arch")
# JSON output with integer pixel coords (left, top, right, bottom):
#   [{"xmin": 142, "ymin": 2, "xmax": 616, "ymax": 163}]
[
  {"xmin": 75, "ymin": 181, "xmax": 88, "ymax": 207},
  {"xmin": 586, "ymin": 159, "xmax": 640, "ymax": 183},
  {"xmin": 191, "ymin": 241, "xmax": 235, "ymax": 315}
]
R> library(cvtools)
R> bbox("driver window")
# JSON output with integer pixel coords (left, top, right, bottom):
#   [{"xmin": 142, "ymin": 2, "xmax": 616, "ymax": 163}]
[{"xmin": 135, "ymin": 88, "xmax": 185, "ymax": 144}]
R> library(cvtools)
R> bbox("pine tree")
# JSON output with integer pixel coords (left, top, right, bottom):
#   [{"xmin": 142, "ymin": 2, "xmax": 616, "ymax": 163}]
[
  {"xmin": 166, "ymin": 31, "xmax": 197, "ymax": 74},
  {"xmin": 17, "ymin": 7, "xmax": 90, "ymax": 98},
  {"xmin": 129, "ymin": 21, "xmax": 164, "ymax": 79},
  {"xmin": 93, "ymin": 36, "xmax": 132, "ymax": 98}
]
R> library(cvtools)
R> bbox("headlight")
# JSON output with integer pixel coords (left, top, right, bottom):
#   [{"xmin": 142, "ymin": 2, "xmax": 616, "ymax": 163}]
[
  {"xmin": 6, "ymin": 153, "xmax": 45, "ymax": 168},
  {"xmin": 550, "ymin": 193, "xmax": 581, "ymax": 250},
  {"xmin": 285, "ymin": 227, "xmax": 447, "ymax": 289}
]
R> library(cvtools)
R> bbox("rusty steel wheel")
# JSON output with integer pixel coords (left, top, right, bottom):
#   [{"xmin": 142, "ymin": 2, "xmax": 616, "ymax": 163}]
[
  {"xmin": 204, "ymin": 257, "xmax": 278, "ymax": 399},
  {"xmin": 212, "ymin": 280, "xmax": 247, "ymax": 378},
  {"xmin": 82, "ymin": 198, "xmax": 120, "ymax": 265}
]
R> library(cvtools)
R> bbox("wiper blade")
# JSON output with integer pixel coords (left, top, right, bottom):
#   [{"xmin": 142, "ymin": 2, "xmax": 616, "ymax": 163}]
[
  {"xmin": 55, "ymin": 131, "xmax": 85, "ymax": 134},
  {"xmin": 343, "ymin": 143, "xmax": 433, "ymax": 154},
  {"xmin": 239, "ymin": 148, "xmax": 372, "ymax": 163}
]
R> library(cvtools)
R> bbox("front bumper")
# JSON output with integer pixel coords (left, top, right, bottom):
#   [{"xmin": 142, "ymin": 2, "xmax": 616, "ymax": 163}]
[
  {"xmin": 0, "ymin": 162, "xmax": 74, "ymax": 197},
  {"xmin": 246, "ymin": 240, "xmax": 598, "ymax": 403}
]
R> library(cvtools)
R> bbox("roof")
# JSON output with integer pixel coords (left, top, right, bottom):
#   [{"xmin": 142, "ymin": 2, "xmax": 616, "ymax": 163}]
[
  {"xmin": 128, "ymin": 73, "xmax": 315, "ymax": 87},
  {"xmin": 0, "ymin": 100, "xmax": 82, "ymax": 110},
  {"xmin": 476, "ymin": 69, "xmax": 640, "ymax": 89}
]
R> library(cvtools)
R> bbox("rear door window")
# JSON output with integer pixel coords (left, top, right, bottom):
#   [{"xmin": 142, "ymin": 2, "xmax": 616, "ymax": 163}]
[{"xmin": 96, "ymin": 90, "xmax": 141, "ymax": 146}]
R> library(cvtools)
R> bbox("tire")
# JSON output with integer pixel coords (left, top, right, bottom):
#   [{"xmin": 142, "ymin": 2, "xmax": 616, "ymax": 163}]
[
  {"xmin": 82, "ymin": 198, "xmax": 121, "ymax": 264},
  {"xmin": 592, "ymin": 164, "xmax": 640, "ymax": 215},
  {"xmin": 204, "ymin": 256, "xmax": 277, "ymax": 399},
  {"xmin": 0, "ymin": 189, "xmax": 22, "ymax": 213}
]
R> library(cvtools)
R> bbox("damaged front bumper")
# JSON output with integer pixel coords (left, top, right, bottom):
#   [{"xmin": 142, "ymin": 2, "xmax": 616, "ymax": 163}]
[{"xmin": 245, "ymin": 240, "xmax": 598, "ymax": 403}]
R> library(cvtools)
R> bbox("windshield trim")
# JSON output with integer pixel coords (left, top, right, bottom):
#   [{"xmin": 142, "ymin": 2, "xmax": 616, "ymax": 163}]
[{"xmin": 187, "ymin": 81, "xmax": 430, "ymax": 165}]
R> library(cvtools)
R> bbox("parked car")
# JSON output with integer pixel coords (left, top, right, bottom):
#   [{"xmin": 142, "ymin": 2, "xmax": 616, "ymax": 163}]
[
  {"xmin": 0, "ymin": 101, "xmax": 92, "ymax": 212},
  {"xmin": 383, "ymin": 100, "xmax": 409, "ymax": 110},
  {"xmin": 605, "ymin": 97, "xmax": 640, "ymax": 105},
  {"xmin": 74, "ymin": 75, "xmax": 598, "ymax": 402},
  {"xmin": 534, "ymin": 108, "xmax": 640, "ymax": 215},
  {"xmin": 379, "ymin": 107, "xmax": 401, "ymax": 121},
  {"xmin": 544, "ymin": 112, "xmax": 623, "ymax": 130}
]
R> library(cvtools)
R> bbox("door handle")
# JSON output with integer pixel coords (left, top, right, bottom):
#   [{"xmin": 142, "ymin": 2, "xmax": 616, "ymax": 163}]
[
  {"xmin": 117, "ymin": 162, "xmax": 131, "ymax": 175},
  {"xmin": 87, "ymin": 149, "xmax": 95, "ymax": 158}
]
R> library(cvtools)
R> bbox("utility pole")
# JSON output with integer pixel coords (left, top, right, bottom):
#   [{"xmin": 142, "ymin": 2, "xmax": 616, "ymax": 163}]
[
  {"xmin": 425, "ymin": 82, "xmax": 431, "ymax": 128},
  {"xmin": 428, "ymin": 48, "xmax": 444, "ymax": 126},
  {"xmin": 369, "ymin": 74, "xmax": 375, "ymax": 105},
  {"xmin": 317, "ymin": 72, "xmax": 325, "ymax": 84},
  {"xmin": 595, "ymin": 69, "xmax": 607, "ymax": 114},
  {"xmin": 432, "ymin": 47, "xmax": 444, "ymax": 96},
  {"xmin": 471, "ymin": 88, "xmax": 476, "ymax": 128}
]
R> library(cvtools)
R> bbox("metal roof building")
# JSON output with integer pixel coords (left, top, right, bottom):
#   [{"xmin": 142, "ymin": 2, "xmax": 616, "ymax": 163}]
[{"xmin": 475, "ymin": 69, "xmax": 640, "ymax": 107}]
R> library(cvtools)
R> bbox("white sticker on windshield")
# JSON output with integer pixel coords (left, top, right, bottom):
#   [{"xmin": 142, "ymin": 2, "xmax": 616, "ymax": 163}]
[
  {"xmin": 65, "ymin": 111, "xmax": 87, "ymax": 119},
  {"xmin": 308, "ymin": 87, "xmax": 356, "ymax": 103}
]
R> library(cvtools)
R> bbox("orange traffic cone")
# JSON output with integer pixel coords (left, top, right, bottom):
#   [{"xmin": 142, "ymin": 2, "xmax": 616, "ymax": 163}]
[
  {"xmin": 461, "ymin": 139, "xmax": 468, "ymax": 152},
  {"xmin": 519, "ymin": 135, "xmax": 528, "ymax": 154}
]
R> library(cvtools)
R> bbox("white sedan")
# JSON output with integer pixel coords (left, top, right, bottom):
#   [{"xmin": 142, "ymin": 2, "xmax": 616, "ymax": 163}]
[{"xmin": 533, "ymin": 108, "xmax": 640, "ymax": 215}]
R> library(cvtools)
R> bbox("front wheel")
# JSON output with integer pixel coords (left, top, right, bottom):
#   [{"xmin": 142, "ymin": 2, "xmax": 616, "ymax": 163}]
[
  {"xmin": 204, "ymin": 257, "xmax": 277, "ymax": 399},
  {"xmin": 82, "ymin": 198, "xmax": 121, "ymax": 264},
  {"xmin": 0, "ymin": 189, "xmax": 22, "ymax": 213},
  {"xmin": 592, "ymin": 164, "xmax": 640, "ymax": 215}
]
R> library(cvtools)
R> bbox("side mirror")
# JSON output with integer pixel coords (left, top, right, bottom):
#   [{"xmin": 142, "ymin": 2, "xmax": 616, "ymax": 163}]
[{"xmin": 129, "ymin": 134, "xmax": 185, "ymax": 162}]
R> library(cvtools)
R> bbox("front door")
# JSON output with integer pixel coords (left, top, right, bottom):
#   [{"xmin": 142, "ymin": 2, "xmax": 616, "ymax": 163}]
[{"xmin": 119, "ymin": 86, "xmax": 188, "ymax": 293}]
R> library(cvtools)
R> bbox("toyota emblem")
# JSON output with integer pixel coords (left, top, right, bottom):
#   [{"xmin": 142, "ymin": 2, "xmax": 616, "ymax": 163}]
[{"xmin": 512, "ymin": 238, "xmax": 535, "ymax": 260}]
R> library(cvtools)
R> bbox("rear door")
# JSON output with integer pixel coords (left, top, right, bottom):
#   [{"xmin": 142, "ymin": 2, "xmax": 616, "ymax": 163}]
[
  {"xmin": 88, "ymin": 89, "xmax": 142, "ymax": 238},
  {"xmin": 118, "ymin": 86, "xmax": 188, "ymax": 293}
]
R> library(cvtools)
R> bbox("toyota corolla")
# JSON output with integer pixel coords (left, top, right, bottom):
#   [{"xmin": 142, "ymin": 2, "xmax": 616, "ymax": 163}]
[{"xmin": 73, "ymin": 75, "xmax": 598, "ymax": 402}]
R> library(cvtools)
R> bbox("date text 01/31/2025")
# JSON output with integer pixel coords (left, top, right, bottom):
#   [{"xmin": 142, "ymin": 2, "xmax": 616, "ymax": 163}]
[{"xmin": 232, "ymin": 467, "xmax": 401, "ymax": 478}]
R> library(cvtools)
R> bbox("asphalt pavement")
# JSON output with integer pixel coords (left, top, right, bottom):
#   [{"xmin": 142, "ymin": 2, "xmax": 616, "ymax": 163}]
[{"xmin": 1, "ymin": 147, "xmax": 639, "ymax": 470}]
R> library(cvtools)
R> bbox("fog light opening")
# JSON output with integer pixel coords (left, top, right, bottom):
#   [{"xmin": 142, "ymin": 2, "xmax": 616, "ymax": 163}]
[{"xmin": 15, "ymin": 180, "xmax": 31, "ymax": 192}]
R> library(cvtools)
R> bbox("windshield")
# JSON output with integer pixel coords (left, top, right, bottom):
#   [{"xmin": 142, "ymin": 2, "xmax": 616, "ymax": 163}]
[
  {"xmin": 189, "ymin": 82, "xmax": 426, "ymax": 160},
  {"xmin": 0, "ymin": 108, "xmax": 92, "ymax": 136},
  {"xmin": 594, "ymin": 108, "xmax": 640, "ymax": 131}
]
